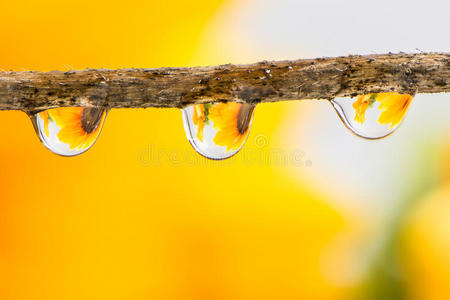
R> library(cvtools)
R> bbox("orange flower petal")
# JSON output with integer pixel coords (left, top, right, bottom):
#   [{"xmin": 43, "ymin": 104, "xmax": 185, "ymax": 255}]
[{"xmin": 352, "ymin": 94, "xmax": 372, "ymax": 124}]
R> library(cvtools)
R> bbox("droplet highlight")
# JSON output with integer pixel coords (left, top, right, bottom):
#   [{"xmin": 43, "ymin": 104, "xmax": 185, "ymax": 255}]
[
  {"xmin": 330, "ymin": 92, "xmax": 413, "ymax": 139},
  {"xmin": 182, "ymin": 102, "xmax": 255, "ymax": 160},
  {"xmin": 31, "ymin": 107, "xmax": 107, "ymax": 156}
]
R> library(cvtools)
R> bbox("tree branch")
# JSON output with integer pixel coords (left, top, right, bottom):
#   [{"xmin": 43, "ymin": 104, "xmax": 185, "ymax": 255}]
[{"xmin": 0, "ymin": 52, "xmax": 448, "ymax": 113}]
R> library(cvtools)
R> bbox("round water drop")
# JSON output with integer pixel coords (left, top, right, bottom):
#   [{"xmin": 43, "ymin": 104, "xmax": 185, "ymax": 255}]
[
  {"xmin": 330, "ymin": 92, "xmax": 413, "ymax": 139},
  {"xmin": 31, "ymin": 107, "xmax": 108, "ymax": 156},
  {"xmin": 182, "ymin": 102, "xmax": 255, "ymax": 160}
]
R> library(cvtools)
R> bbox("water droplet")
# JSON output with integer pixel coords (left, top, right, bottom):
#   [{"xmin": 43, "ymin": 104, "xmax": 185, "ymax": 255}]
[
  {"xmin": 182, "ymin": 102, "xmax": 255, "ymax": 160},
  {"xmin": 330, "ymin": 92, "xmax": 413, "ymax": 139},
  {"xmin": 31, "ymin": 107, "xmax": 108, "ymax": 156}
]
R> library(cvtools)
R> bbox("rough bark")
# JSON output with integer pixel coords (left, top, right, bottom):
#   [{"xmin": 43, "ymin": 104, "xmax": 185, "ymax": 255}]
[{"xmin": 0, "ymin": 52, "xmax": 448, "ymax": 113}]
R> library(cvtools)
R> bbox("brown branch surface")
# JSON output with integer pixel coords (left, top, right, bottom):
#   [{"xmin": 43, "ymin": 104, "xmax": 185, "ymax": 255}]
[{"xmin": 0, "ymin": 52, "xmax": 448, "ymax": 113}]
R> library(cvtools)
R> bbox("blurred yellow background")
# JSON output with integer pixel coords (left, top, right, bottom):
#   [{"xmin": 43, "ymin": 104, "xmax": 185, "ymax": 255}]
[{"xmin": 0, "ymin": 0, "xmax": 449, "ymax": 299}]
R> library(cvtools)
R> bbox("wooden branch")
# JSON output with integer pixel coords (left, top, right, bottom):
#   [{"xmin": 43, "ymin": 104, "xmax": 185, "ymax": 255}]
[{"xmin": 0, "ymin": 52, "xmax": 448, "ymax": 113}]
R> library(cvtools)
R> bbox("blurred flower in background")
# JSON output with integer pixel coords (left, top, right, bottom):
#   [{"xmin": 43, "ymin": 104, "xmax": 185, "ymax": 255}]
[{"xmin": 0, "ymin": 0, "xmax": 449, "ymax": 300}]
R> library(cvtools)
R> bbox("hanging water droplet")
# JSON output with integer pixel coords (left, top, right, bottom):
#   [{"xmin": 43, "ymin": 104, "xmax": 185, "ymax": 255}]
[
  {"xmin": 330, "ymin": 92, "xmax": 413, "ymax": 139},
  {"xmin": 31, "ymin": 107, "xmax": 108, "ymax": 156},
  {"xmin": 182, "ymin": 102, "xmax": 255, "ymax": 160}
]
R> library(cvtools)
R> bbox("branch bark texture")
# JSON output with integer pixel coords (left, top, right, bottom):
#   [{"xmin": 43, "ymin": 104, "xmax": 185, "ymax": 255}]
[{"xmin": 0, "ymin": 52, "xmax": 448, "ymax": 113}]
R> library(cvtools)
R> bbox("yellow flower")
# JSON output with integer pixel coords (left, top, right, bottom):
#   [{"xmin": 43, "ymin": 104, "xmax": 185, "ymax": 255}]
[
  {"xmin": 208, "ymin": 102, "xmax": 255, "ymax": 152},
  {"xmin": 192, "ymin": 104, "xmax": 206, "ymax": 142},
  {"xmin": 401, "ymin": 184, "xmax": 450, "ymax": 300},
  {"xmin": 352, "ymin": 94, "xmax": 373, "ymax": 124},
  {"xmin": 39, "ymin": 110, "xmax": 50, "ymax": 137},
  {"xmin": 40, "ymin": 107, "xmax": 106, "ymax": 150},
  {"xmin": 352, "ymin": 92, "xmax": 412, "ymax": 128},
  {"xmin": 376, "ymin": 93, "xmax": 413, "ymax": 128}
]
